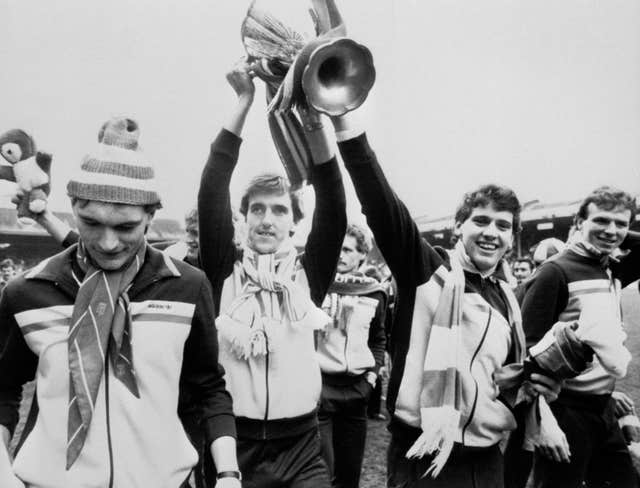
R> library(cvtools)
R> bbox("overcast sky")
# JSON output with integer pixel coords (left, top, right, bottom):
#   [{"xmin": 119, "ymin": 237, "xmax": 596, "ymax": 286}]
[{"xmin": 1, "ymin": 0, "xmax": 639, "ymax": 226}]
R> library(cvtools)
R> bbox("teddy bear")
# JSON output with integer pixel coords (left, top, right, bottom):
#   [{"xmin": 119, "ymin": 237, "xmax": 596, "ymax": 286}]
[{"xmin": 0, "ymin": 129, "xmax": 52, "ymax": 220}]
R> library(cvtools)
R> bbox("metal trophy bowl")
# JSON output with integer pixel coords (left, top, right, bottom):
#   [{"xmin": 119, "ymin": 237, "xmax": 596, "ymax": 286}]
[
  {"xmin": 301, "ymin": 37, "xmax": 376, "ymax": 117},
  {"xmin": 240, "ymin": 0, "xmax": 376, "ymax": 187}
]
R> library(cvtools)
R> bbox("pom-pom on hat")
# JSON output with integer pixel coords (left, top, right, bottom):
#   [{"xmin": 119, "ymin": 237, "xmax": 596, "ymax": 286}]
[{"xmin": 67, "ymin": 117, "xmax": 161, "ymax": 207}]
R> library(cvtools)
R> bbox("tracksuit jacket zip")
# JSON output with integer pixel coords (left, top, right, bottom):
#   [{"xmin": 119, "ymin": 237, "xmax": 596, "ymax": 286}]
[
  {"xmin": 199, "ymin": 128, "xmax": 346, "ymax": 434},
  {"xmin": 461, "ymin": 308, "xmax": 492, "ymax": 444},
  {"xmin": 0, "ymin": 245, "xmax": 236, "ymax": 488},
  {"xmin": 338, "ymin": 133, "xmax": 521, "ymax": 448}
]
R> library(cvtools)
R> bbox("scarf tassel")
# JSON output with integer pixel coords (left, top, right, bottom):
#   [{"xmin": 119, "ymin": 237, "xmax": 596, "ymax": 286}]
[{"xmin": 406, "ymin": 407, "xmax": 461, "ymax": 478}]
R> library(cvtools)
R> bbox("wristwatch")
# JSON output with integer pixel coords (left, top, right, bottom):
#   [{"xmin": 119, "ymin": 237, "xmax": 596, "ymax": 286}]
[{"xmin": 216, "ymin": 470, "xmax": 242, "ymax": 481}]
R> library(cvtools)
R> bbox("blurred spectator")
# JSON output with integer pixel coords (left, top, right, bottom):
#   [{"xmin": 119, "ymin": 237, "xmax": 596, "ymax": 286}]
[
  {"xmin": 0, "ymin": 258, "xmax": 15, "ymax": 294},
  {"xmin": 512, "ymin": 257, "xmax": 535, "ymax": 285},
  {"xmin": 532, "ymin": 237, "xmax": 566, "ymax": 266}
]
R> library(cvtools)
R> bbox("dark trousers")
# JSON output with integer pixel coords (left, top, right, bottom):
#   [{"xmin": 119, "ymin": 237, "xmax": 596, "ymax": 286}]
[
  {"xmin": 237, "ymin": 425, "xmax": 330, "ymax": 488},
  {"xmin": 318, "ymin": 375, "xmax": 372, "ymax": 488},
  {"xmin": 531, "ymin": 393, "xmax": 638, "ymax": 488},
  {"xmin": 387, "ymin": 435, "xmax": 504, "ymax": 488},
  {"xmin": 367, "ymin": 375, "xmax": 383, "ymax": 417}
]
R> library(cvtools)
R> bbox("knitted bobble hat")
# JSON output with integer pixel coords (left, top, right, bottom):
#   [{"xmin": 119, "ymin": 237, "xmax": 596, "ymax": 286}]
[{"xmin": 67, "ymin": 117, "xmax": 161, "ymax": 207}]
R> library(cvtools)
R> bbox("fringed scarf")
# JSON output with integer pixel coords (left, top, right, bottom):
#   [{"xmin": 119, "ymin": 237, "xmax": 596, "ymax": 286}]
[
  {"xmin": 322, "ymin": 271, "xmax": 382, "ymax": 337},
  {"xmin": 66, "ymin": 241, "xmax": 146, "ymax": 469},
  {"xmin": 406, "ymin": 241, "xmax": 525, "ymax": 478},
  {"xmin": 216, "ymin": 242, "xmax": 330, "ymax": 360}
]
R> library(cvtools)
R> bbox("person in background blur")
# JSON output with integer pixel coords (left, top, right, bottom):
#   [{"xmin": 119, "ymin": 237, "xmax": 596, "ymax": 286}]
[
  {"xmin": 532, "ymin": 237, "xmax": 566, "ymax": 266},
  {"xmin": 0, "ymin": 259, "xmax": 15, "ymax": 294},
  {"xmin": 512, "ymin": 257, "xmax": 535, "ymax": 285},
  {"xmin": 317, "ymin": 223, "xmax": 386, "ymax": 488}
]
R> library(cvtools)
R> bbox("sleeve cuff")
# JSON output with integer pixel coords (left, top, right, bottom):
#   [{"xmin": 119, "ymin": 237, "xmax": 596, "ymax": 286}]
[
  {"xmin": 61, "ymin": 230, "xmax": 79, "ymax": 249},
  {"xmin": 337, "ymin": 133, "xmax": 376, "ymax": 167},
  {"xmin": 335, "ymin": 127, "xmax": 365, "ymax": 143},
  {"xmin": 204, "ymin": 413, "xmax": 237, "ymax": 446},
  {"xmin": 310, "ymin": 157, "xmax": 341, "ymax": 183}
]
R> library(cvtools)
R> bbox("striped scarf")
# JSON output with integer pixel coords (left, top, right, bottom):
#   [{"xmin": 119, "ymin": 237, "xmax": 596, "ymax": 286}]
[
  {"xmin": 406, "ymin": 241, "xmax": 524, "ymax": 477},
  {"xmin": 216, "ymin": 242, "xmax": 330, "ymax": 360},
  {"xmin": 66, "ymin": 241, "xmax": 146, "ymax": 469},
  {"xmin": 323, "ymin": 272, "xmax": 382, "ymax": 335}
]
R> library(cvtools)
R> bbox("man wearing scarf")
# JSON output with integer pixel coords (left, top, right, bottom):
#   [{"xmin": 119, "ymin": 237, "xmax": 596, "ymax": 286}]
[
  {"xmin": 198, "ymin": 63, "xmax": 346, "ymax": 487},
  {"xmin": 316, "ymin": 223, "xmax": 387, "ymax": 488},
  {"xmin": 521, "ymin": 186, "xmax": 640, "ymax": 488},
  {"xmin": 324, "ymin": 113, "xmax": 559, "ymax": 488},
  {"xmin": 0, "ymin": 117, "xmax": 239, "ymax": 488}
]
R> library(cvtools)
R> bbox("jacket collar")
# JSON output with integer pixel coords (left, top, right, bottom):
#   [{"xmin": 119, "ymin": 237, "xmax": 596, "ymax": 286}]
[
  {"xmin": 25, "ymin": 243, "xmax": 181, "ymax": 297},
  {"xmin": 450, "ymin": 241, "xmax": 510, "ymax": 282}
]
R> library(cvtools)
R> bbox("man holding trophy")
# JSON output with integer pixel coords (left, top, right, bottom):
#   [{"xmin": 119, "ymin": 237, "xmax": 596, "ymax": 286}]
[{"xmin": 197, "ymin": 57, "xmax": 346, "ymax": 486}]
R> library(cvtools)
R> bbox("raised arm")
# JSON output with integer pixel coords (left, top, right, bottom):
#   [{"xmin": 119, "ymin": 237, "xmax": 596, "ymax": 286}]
[
  {"xmin": 12, "ymin": 191, "xmax": 75, "ymax": 247},
  {"xmin": 198, "ymin": 63, "xmax": 255, "ymax": 308},
  {"xmin": 331, "ymin": 114, "xmax": 442, "ymax": 288},
  {"xmin": 299, "ymin": 108, "xmax": 347, "ymax": 305}
]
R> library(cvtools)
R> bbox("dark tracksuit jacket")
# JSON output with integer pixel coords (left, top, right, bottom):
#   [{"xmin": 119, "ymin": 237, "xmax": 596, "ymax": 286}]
[
  {"xmin": 0, "ymin": 245, "xmax": 235, "ymax": 488},
  {"xmin": 520, "ymin": 236, "xmax": 640, "ymax": 487}
]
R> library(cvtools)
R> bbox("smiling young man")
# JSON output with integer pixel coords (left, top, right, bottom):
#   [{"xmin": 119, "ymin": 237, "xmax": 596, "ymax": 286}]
[
  {"xmin": 197, "ymin": 63, "xmax": 346, "ymax": 488},
  {"xmin": 324, "ymin": 115, "xmax": 559, "ymax": 488},
  {"xmin": 521, "ymin": 186, "xmax": 640, "ymax": 488},
  {"xmin": 0, "ymin": 117, "xmax": 239, "ymax": 488},
  {"xmin": 316, "ymin": 223, "xmax": 386, "ymax": 488}
]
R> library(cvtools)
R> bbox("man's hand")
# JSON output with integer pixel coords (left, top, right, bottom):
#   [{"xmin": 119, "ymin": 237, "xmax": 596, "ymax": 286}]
[
  {"xmin": 612, "ymin": 391, "xmax": 635, "ymax": 417},
  {"xmin": 223, "ymin": 58, "xmax": 257, "ymax": 137},
  {"xmin": 534, "ymin": 397, "xmax": 571, "ymax": 463},
  {"xmin": 527, "ymin": 373, "xmax": 562, "ymax": 403},
  {"xmin": 536, "ymin": 428, "xmax": 571, "ymax": 463},
  {"xmin": 226, "ymin": 58, "xmax": 256, "ymax": 105}
]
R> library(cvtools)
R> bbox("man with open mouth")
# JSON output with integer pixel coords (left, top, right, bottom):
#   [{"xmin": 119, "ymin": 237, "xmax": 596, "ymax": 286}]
[{"xmin": 322, "ymin": 111, "xmax": 560, "ymax": 488}]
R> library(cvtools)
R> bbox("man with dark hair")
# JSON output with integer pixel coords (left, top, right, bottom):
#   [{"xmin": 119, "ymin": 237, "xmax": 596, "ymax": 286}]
[
  {"xmin": 197, "ymin": 62, "xmax": 346, "ymax": 487},
  {"xmin": 316, "ymin": 223, "xmax": 386, "ymax": 488},
  {"xmin": 521, "ymin": 185, "xmax": 640, "ymax": 488},
  {"xmin": 0, "ymin": 117, "xmax": 239, "ymax": 488},
  {"xmin": 512, "ymin": 258, "xmax": 535, "ymax": 285},
  {"xmin": 326, "ymin": 115, "xmax": 559, "ymax": 488},
  {"xmin": 239, "ymin": 174, "xmax": 305, "ymax": 225}
]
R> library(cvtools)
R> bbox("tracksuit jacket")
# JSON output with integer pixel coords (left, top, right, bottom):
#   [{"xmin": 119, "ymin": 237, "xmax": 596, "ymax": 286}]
[
  {"xmin": 338, "ymin": 133, "xmax": 522, "ymax": 448},
  {"xmin": 0, "ymin": 245, "xmax": 235, "ymax": 488},
  {"xmin": 198, "ymin": 129, "xmax": 346, "ymax": 438},
  {"xmin": 317, "ymin": 289, "xmax": 387, "ymax": 378},
  {"xmin": 522, "ymin": 238, "xmax": 640, "ymax": 395}
]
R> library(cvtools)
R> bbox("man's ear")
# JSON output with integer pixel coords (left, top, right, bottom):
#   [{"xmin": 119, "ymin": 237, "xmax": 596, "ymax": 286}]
[
  {"xmin": 453, "ymin": 220, "xmax": 463, "ymax": 237},
  {"xmin": 574, "ymin": 217, "xmax": 584, "ymax": 231}
]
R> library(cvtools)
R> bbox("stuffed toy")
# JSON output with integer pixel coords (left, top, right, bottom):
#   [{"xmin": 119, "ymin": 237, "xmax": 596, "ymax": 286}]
[{"xmin": 0, "ymin": 129, "xmax": 52, "ymax": 220}]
